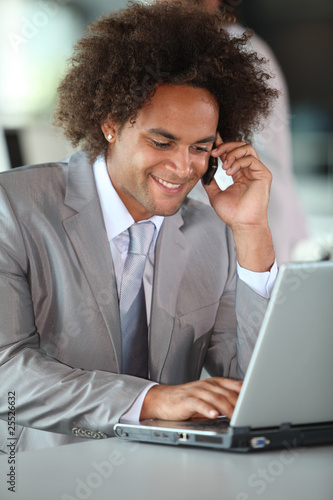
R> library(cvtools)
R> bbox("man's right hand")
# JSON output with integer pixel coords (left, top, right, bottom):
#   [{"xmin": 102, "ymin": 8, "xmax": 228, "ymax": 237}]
[{"xmin": 140, "ymin": 377, "xmax": 242, "ymax": 421}]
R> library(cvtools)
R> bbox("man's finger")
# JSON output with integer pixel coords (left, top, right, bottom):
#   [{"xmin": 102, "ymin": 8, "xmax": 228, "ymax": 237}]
[
  {"xmin": 211, "ymin": 377, "xmax": 243, "ymax": 393},
  {"xmin": 211, "ymin": 141, "xmax": 248, "ymax": 157}
]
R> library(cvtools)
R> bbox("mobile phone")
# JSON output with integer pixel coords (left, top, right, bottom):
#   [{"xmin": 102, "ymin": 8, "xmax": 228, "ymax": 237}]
[{"xmin": 202, "ymin": 146, "xmax": 218, "ymax": 185}]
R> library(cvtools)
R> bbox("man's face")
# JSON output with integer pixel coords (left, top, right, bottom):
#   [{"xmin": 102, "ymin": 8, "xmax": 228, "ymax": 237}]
[{"xmin": 103, "ymin": 84, "xmax": 219, "ymax": 221}]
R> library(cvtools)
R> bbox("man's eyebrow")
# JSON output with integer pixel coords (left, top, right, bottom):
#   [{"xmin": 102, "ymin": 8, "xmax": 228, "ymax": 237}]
[
  {"xmin": 148, "ymin": 128, "xmax": 180, "ymax": 141},
  {"xmin": 147, "ymin": 128, "xmax": 216, "ymax": 144}
]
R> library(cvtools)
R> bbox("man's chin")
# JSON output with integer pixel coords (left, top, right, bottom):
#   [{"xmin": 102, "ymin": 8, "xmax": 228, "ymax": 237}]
[
  {"xmin": 146, "ymin": 185, "xmax": 197, "ymax": 217},
  {"xmin": 149, "ymin": 200, "xmax": 185, "ymax": 218}
]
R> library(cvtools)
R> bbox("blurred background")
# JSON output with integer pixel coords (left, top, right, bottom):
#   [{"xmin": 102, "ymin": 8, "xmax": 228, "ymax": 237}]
[{"xmin": 0, "ymin": 0, "xmax": 332, "ymax": 261}]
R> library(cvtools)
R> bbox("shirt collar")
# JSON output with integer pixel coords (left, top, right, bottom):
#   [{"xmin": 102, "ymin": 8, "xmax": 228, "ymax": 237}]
[{"xmin": 93, "ymin": 155, "xmax": 164, "ymax": 241}]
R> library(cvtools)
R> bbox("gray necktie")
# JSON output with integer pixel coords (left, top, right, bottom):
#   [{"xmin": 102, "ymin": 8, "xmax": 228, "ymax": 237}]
[{"xmin": 120, "ymin": 222, "xmax": 155, "ymax": 378}]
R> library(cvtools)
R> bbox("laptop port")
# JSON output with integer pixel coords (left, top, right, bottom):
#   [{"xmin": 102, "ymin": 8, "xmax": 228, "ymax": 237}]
[
  {"xmin": 177, "ymin": 432, "xmax": 189, "ymax": 441},
  {"xmin": 250, "ymin": 437, "xmax": 271, "ymax": 448}
]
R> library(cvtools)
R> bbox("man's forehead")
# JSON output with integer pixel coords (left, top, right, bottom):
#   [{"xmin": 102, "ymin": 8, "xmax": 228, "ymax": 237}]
[
  {"xmin": 134, "ymin": 84, "xmax": 219, "ymax": 129},
  {"xmin": 147, "ymin": 127, "xmax": 216, "ymax": 144},
  {"xmin": 145, "ymin": 83, "xmax": 218, "ymax": 109}
]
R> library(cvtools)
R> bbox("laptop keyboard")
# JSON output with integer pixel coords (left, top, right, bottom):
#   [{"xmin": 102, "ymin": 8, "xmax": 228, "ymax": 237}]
[{"xmin": 182, "ymin": 417, "xmax": 230, "ymax": 430}]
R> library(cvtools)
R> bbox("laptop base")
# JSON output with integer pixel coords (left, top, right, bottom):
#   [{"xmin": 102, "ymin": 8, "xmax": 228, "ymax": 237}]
[{"xmin": 114, "ymin": 420, "xmax": 333, "ymax": 452}]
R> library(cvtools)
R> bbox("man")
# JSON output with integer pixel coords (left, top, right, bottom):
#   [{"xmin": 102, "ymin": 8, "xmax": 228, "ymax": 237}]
[{"xmin": 0, "ymin": 2, "xmax": 277, "ymax": 452}]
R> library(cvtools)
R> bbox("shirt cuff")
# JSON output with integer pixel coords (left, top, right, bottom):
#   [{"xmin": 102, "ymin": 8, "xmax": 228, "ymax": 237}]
[
  {"xmin": 237, "ymin": 260, "xmax": 278, "ymax": 299},
  {"xmin": 119, "ymin": 382, "xmax": 158, "ymax": 423}
]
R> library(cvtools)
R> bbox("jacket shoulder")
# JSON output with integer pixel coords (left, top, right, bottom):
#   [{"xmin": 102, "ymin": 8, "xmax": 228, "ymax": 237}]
[
  {"xmin": 0, "ymin": 159, "xmax": 71, "ymax": 219},
  {"xmin": 0, "ymin": 158, "xmax": 70, "ymax": 191},
  {"xmin": 181, "ymin": 197, "xmax": 228, "ymax": 231}
]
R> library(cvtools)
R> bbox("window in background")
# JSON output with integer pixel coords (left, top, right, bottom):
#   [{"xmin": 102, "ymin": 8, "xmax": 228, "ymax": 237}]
[
  {"xmin": 241, "ymin": 0, "xmax": 333, "ymax": 258},
  {"xmin": 241, "ymin": 0, "xmax": 333, "ymax": 175},
  {"xmin": 0, "ymin": 0, "xmax": 84, "ymax": 168}
]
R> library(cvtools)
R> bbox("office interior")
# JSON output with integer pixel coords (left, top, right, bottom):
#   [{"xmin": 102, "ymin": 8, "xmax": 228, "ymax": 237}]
[{"xmin": 1, "ymin": 0, "xmax": 332, "ymax": 262}]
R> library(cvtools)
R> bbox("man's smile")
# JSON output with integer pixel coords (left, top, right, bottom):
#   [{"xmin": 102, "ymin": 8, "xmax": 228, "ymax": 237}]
[{"xmin": 150, "ymin": 174, "xmax": 185, "ymax": 191}]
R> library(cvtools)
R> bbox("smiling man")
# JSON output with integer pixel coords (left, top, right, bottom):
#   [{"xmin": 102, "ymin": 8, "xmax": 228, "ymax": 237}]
[
  {"xmin": 0, "ymin": 2, "xmax": 278, "ymax": 451},
  {"xmin": 101, "ymin": 85, "xmax": 219, "ymax": 220}
]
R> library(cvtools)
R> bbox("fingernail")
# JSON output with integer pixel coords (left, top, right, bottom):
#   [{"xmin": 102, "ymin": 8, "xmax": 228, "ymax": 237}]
[{"xmin": 223, "ymin": 160, "xmax": 228, "ymax": 167}]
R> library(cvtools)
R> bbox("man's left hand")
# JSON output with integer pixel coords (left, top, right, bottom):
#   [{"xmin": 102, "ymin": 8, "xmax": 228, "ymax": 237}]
[{"xmin": 203, "ymin": 139, "xmax": 275, "ymax": 272}]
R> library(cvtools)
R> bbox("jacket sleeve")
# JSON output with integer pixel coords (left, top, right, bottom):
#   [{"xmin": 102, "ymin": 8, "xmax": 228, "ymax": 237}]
[
  {"xmin": 204, "ymin": 225, "xmax": 269, "ymax": 380},
  {"xmin": 0, "ymin": 185, "xmax": 149, "ymax": 441}
]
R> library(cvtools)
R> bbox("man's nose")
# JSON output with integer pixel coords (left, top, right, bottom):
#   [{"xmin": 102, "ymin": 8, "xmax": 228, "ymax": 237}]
[{"xmin": 165, "ymin": 149, "xmax": 194, "ymax": 178}]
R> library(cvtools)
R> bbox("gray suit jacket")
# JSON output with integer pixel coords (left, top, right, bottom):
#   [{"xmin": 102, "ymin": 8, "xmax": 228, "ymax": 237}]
[{"xmin": 0, "ymin": 152, "xmax": 268, "ymax": 452}]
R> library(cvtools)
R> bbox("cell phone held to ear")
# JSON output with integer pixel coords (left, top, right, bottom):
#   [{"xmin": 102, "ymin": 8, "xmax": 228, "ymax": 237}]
[{"xmin": 202, "ymin": 152, "xmax": 218, "ymax": 185}]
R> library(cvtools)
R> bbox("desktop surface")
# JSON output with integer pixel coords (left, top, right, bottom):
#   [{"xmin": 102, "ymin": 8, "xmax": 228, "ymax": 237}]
[{"xmin": 0, "ymin": 437, "xmax": 332, "ymax": 500}]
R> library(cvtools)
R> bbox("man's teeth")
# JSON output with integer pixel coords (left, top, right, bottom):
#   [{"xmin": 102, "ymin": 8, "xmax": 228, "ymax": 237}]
[{"xmin": 155, "ymin": 177, "xmax": 181, "ymax": 189}]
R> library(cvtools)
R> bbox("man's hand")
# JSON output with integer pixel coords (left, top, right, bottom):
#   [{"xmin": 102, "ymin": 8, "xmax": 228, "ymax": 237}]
[
  {"xmin": 204, "ymin": 139, "xmax": 275, "ymax": 272},
  {"xmin": 140, "ymin": 377, "xmax": 242, "ymax": 421}
]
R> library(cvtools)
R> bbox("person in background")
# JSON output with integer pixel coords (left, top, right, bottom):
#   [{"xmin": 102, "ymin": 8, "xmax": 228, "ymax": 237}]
[
  {"xmin": 158, "ymin": 0, "xmax": 309, "ymax": 264},
  {"xmin": 0, "ymin": 2, "xmax": 278, "ymax": 452}
]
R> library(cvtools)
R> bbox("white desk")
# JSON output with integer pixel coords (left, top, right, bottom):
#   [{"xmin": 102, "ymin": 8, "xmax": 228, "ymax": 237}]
[{"xmin": 0, "ymin": 438, "xmax": 332, "ymax": 500}]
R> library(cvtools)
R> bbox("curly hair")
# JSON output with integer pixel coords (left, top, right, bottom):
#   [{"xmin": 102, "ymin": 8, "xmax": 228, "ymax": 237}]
[{"xmin": 55, "ymin": 1, "xmax": 279, "ymax": 162}]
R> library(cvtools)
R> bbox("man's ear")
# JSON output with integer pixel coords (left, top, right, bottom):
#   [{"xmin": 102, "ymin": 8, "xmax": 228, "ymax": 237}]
[{"xmin": 101, "ymin": 121, "xmax": 117, "ymax": 143}]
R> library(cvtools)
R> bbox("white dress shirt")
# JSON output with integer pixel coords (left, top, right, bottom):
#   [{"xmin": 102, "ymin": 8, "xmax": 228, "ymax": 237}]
[
  {"xmin": 93, "ymin": 155, "xmax": 277, "ymax": 422},
  {"xmin": 93, "ymin": 156, "xmax": 164, "ymax": 322}
]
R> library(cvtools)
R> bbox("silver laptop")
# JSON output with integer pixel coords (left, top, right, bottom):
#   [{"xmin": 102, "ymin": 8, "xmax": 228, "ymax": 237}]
[{"xmin": 114, "ymin": 262, "xmax": 333, "ymax": 451}]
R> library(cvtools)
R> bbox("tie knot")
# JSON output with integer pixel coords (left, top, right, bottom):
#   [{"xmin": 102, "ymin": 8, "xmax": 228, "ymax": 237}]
[{"xmin": 128, "ymin": 222, "xmax": 155, "ymax": 256}]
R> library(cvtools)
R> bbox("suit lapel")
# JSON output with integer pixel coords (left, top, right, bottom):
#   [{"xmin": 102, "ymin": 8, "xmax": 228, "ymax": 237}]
[
  {"xmin": 62, "ymin": 152, "xmax": 190, "ymax": 379},
  {"xmin": 63, "ymin": 152, "xmax": 122, "ymax": 371},
  {"xmin": 149, "ymin": 211, "xmax": 189, "ymax": 381}
]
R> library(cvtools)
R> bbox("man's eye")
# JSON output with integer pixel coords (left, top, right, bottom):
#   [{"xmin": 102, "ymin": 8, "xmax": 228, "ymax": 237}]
[
  {"xmin": 151, "ymin": 140, "xmax": 170, "ymax": 149},
  {"xmin": 191, "ymin": 146, "xmax": 209, "ymax": 153}
]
